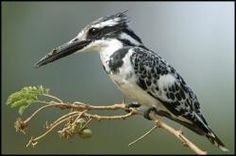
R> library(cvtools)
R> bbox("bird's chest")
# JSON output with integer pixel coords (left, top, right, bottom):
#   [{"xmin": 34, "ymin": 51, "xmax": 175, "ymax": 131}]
[
  {"xmin": 100, "ymin": 51, "xmax": 157, "ymax": 107},
  {"xmin": 100, "ymin": 48, "xmax": 135, "ymax": 86},
  {"xmin": 100, "ymin": 49, "xmax": 134, "ymax": 92},
  {"xmin": 110, "ymin": 68, "xmax": 154, "ymax": 106}
]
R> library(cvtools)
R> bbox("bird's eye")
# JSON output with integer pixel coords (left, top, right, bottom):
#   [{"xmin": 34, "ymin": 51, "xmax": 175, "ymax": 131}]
[{"xmin": 89, "ymin": 28, "xmax": 99, "ymax": 36}]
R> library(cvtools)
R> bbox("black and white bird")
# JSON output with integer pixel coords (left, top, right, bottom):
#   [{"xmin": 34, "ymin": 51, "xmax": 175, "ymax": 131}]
[{"xmin": 35, "ymin": 11, "xmax": 228, "ymax": 152}]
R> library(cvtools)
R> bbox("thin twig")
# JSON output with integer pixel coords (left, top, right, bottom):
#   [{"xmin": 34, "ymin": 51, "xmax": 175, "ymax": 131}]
[
  {"xmin": 80, "ymin": 118, "xmax": 93, "ymax": 130},
  {"xmin": 24, "ymin": 103, "xmax": 61, "ymax": 123},
  {"xmin": 26, "ymin": 111, "xmax": 85, "ymax": 147},
  {"xmin": 42, "ymin": 94, "xmax": 63, "ymax": 103},
  {"xmin": 47, "ymin": 111, "xmax": 80, "ymax": 129},
  {"xmin": 128, "ymin": 125, "xmax": 157, "ymax": 146}
]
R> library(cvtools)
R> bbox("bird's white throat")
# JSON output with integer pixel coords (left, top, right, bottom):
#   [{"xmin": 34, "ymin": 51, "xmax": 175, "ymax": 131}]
[{"xmin": 98, "ymin": 39, "xmax": 123, "ymax": 67}]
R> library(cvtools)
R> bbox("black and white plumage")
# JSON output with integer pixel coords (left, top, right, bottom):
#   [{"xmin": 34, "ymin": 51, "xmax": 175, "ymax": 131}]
[{"xmin": 35, "ymin": 11, "xmax": 228, "ymax": 152}]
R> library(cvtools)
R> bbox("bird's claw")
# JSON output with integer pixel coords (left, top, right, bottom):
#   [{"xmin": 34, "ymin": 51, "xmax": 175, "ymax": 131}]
[
  {"xmin": 143, "ymin": 107, "xmax": 158, "ymax": 120},
  {"xmin": 125, "ymin": 101, "xmax": 141, "ymax": 112}
]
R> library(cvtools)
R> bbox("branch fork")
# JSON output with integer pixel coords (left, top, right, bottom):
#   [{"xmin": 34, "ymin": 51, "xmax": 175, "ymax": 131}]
[{"xmin": 14, "ymin": 97, "xmax": 207, "ymax": 154}]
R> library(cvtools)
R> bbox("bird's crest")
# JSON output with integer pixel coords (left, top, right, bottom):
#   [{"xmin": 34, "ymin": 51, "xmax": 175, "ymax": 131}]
[{"xmin": 90, "ymin": 10, "xmax": 130, "ymax": 29}]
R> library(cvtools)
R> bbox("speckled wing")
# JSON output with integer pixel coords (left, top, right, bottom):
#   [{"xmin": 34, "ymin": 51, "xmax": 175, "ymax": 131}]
[{"xmin": 130, "ymin": 47, "xmax": 209, "ymax": 134}]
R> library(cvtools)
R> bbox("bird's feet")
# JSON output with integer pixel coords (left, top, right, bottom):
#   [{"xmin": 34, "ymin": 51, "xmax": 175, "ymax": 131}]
[
  {"xmin": 125, "ymin": 101, "xmax": 141, "ymax": 112},
  {"xmin": 127, "ymin": 101, "xmax": 141, "ymax": 108},
  {"xmin": 143, "ymin": 107, "xmax": 158, "ymax": 120},
  {"xmin": 125, "ymin": 102, "xmax": 158, "ymax": 120}
]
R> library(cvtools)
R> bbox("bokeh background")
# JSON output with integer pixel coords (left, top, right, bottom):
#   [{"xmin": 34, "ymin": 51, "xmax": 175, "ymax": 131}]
[{"xmin": 2, "ymin": 2, "xmax": 234, "ymax": 154}]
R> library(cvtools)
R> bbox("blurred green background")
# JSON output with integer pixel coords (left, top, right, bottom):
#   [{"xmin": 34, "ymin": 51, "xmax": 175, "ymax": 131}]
[{"xmin": 2, "ymin": 2, "xmax": 234, "ymax": 154}]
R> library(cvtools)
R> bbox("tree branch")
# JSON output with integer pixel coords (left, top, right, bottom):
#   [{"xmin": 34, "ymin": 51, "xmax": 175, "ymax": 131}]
[
  {"xmin": 149, "ymin": 112, "xmax": 207, "ymax": 154},
  {"xmin": 13, "ymin": 99, "xmax": 207, "ymax": 154}
]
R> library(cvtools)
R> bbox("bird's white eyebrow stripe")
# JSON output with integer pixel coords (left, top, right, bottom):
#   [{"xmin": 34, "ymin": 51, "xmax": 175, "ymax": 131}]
[
  {"xmin": 120, "ymin": 33, "xmax": 141, "ymax": 45},
  {"xmin": 93, "ymin": 19, "xmax": 118, "ymax": 28}
]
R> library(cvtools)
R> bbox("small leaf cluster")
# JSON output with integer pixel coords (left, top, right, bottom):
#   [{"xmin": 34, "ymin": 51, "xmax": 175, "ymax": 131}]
[{"xmin": 6, "ymin": 86, "xmax": 49, "ymax": 115}]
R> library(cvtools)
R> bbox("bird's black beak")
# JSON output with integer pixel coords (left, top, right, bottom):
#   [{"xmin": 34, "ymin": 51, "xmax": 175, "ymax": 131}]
[{"xmin": 34, "ymin": 39, "xmax": 91, "ymax": 68}]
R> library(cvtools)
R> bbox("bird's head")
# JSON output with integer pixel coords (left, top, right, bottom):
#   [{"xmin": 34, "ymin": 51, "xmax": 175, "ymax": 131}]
[{"xmin": 35, "ymin": 11, "xmax": 143, "ymax": 68}]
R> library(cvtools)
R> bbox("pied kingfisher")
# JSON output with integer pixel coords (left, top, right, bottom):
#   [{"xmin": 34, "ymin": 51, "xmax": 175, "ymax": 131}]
[{"xmin": 35, "ymin": 11, "xmax": 228, "ymax": 152}]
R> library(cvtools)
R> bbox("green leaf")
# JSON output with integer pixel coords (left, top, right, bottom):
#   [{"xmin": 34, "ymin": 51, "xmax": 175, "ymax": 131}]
[
  {"xmin": 18, "ymin": 105, "xmax": 28, "ymax": 115},
  {"xmin": 6, "ymin": 86, "xmax": 50, "ymax": 115},
  {"xmin": 10, "ymin": 99, "xmax": 27, "ymax": 108}
]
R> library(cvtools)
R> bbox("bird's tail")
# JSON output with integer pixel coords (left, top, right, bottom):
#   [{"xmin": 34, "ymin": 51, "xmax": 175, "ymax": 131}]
[
  {"xmin": 157, "ymin": 108, "xmax": 229, "ymax": 152},
  {"xmin": 206, "ymin": 128, "xmax": 229, "ymax": 152},
  {"xmin": 182, "ymin": 112, "xmax": 229, "ymax": 152}
]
